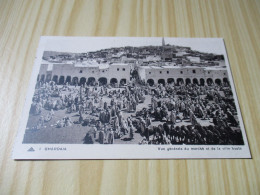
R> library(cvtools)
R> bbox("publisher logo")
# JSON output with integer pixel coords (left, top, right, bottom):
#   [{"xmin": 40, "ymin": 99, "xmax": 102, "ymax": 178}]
[{"xmin": 27, "ymin": 147, "xmax": 35, "ymax": 152}]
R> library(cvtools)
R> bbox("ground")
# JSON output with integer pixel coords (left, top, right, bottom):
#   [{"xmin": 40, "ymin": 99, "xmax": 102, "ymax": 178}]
[{"xmin": 23, "ymin": 85, "xmax": 218, "ymax": 144}]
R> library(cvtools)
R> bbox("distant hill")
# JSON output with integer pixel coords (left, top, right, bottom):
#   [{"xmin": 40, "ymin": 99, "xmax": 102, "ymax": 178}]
[
  {"xmin": 42, "ymin": 45, "xmax": 224, "ymax": 63},
  {"xmin": 43, "ymin": 51, "xmax": 76, "ymax": 59}
]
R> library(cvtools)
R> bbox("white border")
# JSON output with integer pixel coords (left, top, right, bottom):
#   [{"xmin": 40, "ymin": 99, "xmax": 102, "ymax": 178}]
[{"xmin": 12, "ymin": 37, "xmax": 251, "ymax": 159}]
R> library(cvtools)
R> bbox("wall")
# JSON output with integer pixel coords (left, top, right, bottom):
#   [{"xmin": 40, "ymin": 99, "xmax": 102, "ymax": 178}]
[
  {"xmin": 139, "ymin": 66, "xmax": 228, "ymax": 85},
  {"xmin": 39, "ymin": 62, "xmax": 131, "ymax": 85}
]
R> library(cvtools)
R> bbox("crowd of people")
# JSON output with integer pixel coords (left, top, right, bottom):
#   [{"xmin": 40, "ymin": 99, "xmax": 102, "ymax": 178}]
[
  {"xmin": 134, "ymin": 82, "xmax": 243, "ymax": 145},
  {"xmin": 27, "ymin": 78, "xmax": 244, "ymax": 145},
  {"xmin": 29, "ymin": 80, "xmax": 145, "ymax": 144}
]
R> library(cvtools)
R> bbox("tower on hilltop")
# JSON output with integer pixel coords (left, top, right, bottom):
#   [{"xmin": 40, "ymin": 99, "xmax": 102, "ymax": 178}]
[
  {"xmin": 161, "ymin": 37, "xmax": 175, "ymax": 62},
  {"xmin": 162, "ymin": 37, "xmax": 165, "ymax": 47}
]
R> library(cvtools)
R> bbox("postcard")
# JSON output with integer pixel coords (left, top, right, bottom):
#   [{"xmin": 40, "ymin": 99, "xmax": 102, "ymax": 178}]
[{"xmin": 13, "ymin": 36, "xmax": 251, "ymax": 159}]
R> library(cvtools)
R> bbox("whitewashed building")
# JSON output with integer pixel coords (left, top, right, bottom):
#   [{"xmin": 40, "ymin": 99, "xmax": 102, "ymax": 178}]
[
  {"xmin": 138, "ymin": 65, "xmax": 229, "ymax": 86},
  {"xmin": 38, "ymin": 61, "xmax": 131, "ymax": 86}
]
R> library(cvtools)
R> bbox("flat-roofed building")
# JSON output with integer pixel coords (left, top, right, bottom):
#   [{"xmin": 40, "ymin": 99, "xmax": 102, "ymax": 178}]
[
  {"xmin": 138, "ymin": 65, "xmax": 229, "ymax": 86},
  {"xmin": 38, "ymin": 61, "xmax": 131, "ymax": 86}
]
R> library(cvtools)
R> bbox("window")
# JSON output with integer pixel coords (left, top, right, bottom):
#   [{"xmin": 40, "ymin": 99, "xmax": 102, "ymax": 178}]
[
  {"xmin": 92, "ymin": 71, "xmax": 94, "ymax": 73},
  {"xmin": 224, "ymin": 73, "xmax": 226, "ymax": 75},
  {"xmin": 160, "ymin": 71, "xmax": 162, "ymax": 74},
  {"xmin": 79, "ymin": 70, "xmax": 83, "ymax": 73},
  {"xmin": 102, "ymin": 70, "xmax": 104, "ymax": 73},
  {"xmin": 208, "ymin": 71, "xmax": 210, "ymax": 74},
  {"xmin": 167, "ymin": 71, "xmax": 169, "ymax": 74},
  {"xmin": 123, "ymin": 68, "xmax": 125, "ymax": 71},
  {"xmin": 193, "ymin": 70, "xmax": 196, "ymax": 73},
  {"xmin": 180, "ymin": 71, "xmax": 183, "ymax": 74},
  {"xmin": 149, "ymin": 72, "xmax": 151, "ymax": 74},
  {"xmin": 117, "ymin": 68, "xmax": 119, "ymax": 71}
]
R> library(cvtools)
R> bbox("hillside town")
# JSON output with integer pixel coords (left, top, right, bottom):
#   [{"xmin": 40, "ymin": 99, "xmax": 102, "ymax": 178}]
[
  {"xmin": 23, "ymin": 38, "xmax": 244, "ymax": 145},
  {"xmin": 43, "ymin": 38, "xmax": 224, "ymax": 66}
]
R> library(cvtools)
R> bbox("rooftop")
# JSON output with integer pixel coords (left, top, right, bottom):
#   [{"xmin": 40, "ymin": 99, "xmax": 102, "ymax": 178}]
[
  {"xmin": 140, "ymin": 65, "xmax": 227, "ymax": 70},
  {"xmin": 110, "ymin": 63, "xmax": 128, "ymax": 66}
]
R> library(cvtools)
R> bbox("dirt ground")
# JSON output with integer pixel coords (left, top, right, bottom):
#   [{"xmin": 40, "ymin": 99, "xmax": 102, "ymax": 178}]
[{"xmin": 23, "ymin": 85, "xmax": 216, "ymax": 144}]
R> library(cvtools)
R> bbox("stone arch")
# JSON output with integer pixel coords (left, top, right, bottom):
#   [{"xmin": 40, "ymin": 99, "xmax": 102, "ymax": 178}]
[
  {"xmin": 79, "ymin": 77, "xmax": 87, "ymax": 86},
  {"xmin": 65, "ymin": 76, "xmax": 71, "ymax": 84},
  {"xmin": 223, "ymin": 77, "xmax": 229, "ymax": 85},
  {"xmin": 87, "ymin": 77, "xmax": 95, "ymax": 86},
  {"xmin": 72, "ymin": 77, "xmax": 78, "ymax": 85},
  {"xmin": 185, "ymin": 78, "xmax": 191, "ymax": 85},
  {"xmin": 193, "ymin": 78, "xmax": 199, "ymax": 85},
  {"xmin": 200, "ymin": 78, "xmax": 205, "ymax": 86},
  {"xmin": 110, "ymin": 78, "xmax": 118, "ymax": 84},
  {"xmin": 158, "ymin": 79, "xmax": 165, "ymax": 86},
  {"xmin": 99, "ymin": 77, "xmax": 108, "ymax": 85},
  {"xmin": 59, "ymin": 76, "xmax": 65, "ymax": 85},
  {"xmin": 215, "ymin": 78, "xmax": 221, "ymax": 85},
  {"xmin": 177, "ymin": 78, "xmax": 184, "ymax": 86},
  {"xmin": 207, "ymin": 78, "xmax": 213, "ymax": 86},
  {"xmin": 52, "ymin": 75, "xmax": 58, "ymax": 83},
  {"xmin": 147, "ymin": 79, "xmax": 154, "ymax": 86},
  {"xmin": 46, "ymin": 74, "xmax": 52, "ymax": 82},
  {"xmin": 40, "ymin": 74, "xmax": 45, "ymax": 82},
  {"xmin": 120, "ymin": 78, "xmax": 126, "ymax": 86},
  {"xmin": 167, "ymin": 78, "xmax": 175, "ymax": 84}
]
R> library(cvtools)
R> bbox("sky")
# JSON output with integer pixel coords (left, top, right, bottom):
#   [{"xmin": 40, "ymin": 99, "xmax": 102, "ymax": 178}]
[{"xmin": 43, "ymin": 36, "xmax": 226, "ymax": 55}]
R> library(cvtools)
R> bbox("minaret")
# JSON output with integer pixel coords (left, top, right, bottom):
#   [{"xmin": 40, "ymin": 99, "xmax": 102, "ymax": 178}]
[
  {"xmin": 161, "ymin": 37, "xmax": 165, "ymax": 63},
  {"xmin": 162, "ymin": 37, "xmax": 165, "ymax": 47}
]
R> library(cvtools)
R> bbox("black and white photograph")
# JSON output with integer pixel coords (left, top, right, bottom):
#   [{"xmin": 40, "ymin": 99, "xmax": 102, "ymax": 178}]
[{"xmin": 13, "ymin": 37, "xmax": 251, "ymax": 159}]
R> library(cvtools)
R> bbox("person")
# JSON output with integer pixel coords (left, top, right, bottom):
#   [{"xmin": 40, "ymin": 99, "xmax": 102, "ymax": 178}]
[
  {"xmin": 35, "ymin": 102, "xmax": 42, "ymax": 115},
  {"xmin": 99, "ymin": 110, "xmax": 106, "ymax": 123},
  {"xmin": 64, "ymin": 116, "xmax": 72, "ymax": 126},
  {"xmin": 105, "ymin": 109, "xmax": 111, "ymax": 123},
  {"xmin": 44, "ymin": 111, "xmax": 53, "ymax": 122},
  {"xmin": 121, "ymin": 119, "xmax": 128, "ymax": 135},
  {"xmin": 114, "ymin": 115, "xmax": 119, "ymax": 130},
  {"xmin": 132, "ymin": 99, "xmax": 137, "ymax": 111},
  {"xmin": 83, "ymin": 132, "xmax": 94, "ymax": 144},
  {"xmin": 99, "ymin": 97, "xmax": 104, "ymax": 108},
  {"xmin": 50, "ymin": 109, "xmax": 54, "ymax": 116},
  {"xmin": 99, "ymin": 129, "xmax": 105, "ymax": 144},
  {"xmin": 107, "ymin": 129, "xmax": 114, "ymax": 144},
  {"xmin": 56, "ymin": 118, "xmax": 65, "ymax": 128},
  {"xmin": 36, "ymin": 116, "xmax": 44, "ymax": 129},
  {"xmin": 127, "ymin": 100, "xmax": 132, "ymax": 112},
  {"xmin": 139, "ymin": 137, "xmax": 148, "ymax": 144},
  {"xmin": 89, "ymin": 125, "xmax": 97, "ymax": 139},
  {"xmin": 79, "ymin": 104, "xmax": 84, "ymax": 116},
  {"xmin": 118, "ymin": 111, "xmax": 123, "ymax": 126},
  {"xmin": 129, "ymin": 124, "xmax": 134, "ymax": 139},
  {"xmin": 226, "ymin": 109, "xmax": 238, "ymax": 126},
  {"xmin": 170, "ymin": 110, "xmax": 176, "ymax": 125},
  {"xmin": 104, "ymin": 101, "xmax": 108, "ymax": 110},
  {"xmin": 78, "ymin": 113, "xmax": 83, "ymax": 123}
]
